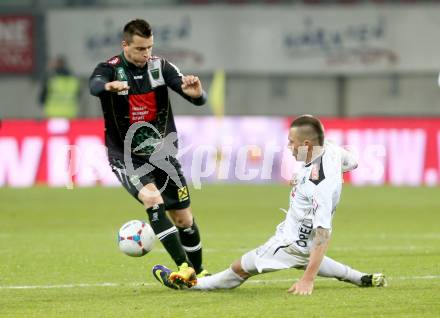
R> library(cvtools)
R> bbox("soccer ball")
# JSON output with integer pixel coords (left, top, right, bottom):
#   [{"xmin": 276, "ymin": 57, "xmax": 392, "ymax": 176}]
[{"xmin": 118, "ymin": 220, "xmax": 155, "ymax": 257}]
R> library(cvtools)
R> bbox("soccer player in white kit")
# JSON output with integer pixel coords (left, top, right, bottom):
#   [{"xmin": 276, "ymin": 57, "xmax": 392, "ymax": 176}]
[{"xmin": 153, "ymin": 115, "xmax": 386, "ymax": 294}]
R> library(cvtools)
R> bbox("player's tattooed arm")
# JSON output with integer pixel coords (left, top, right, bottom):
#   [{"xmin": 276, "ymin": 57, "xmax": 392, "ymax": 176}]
[
  {"xmin": 288, "ymin": 227, "xmax": 331, "ymax": 296},
  {"xmin": 313, "ymin": 227, "xmax": 331, "ymax": 248}
]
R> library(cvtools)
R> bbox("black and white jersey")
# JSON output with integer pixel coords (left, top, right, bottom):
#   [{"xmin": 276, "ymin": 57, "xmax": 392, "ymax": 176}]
[{"xmin": 89, "ymin": 53, "xmax": 206, "ymax": 156}]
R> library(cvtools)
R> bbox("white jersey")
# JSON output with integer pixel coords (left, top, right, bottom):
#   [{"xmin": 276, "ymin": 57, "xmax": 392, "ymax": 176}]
[{"xmin": 277, "ymin": 141, "xmax": 357, "ymax": 255}]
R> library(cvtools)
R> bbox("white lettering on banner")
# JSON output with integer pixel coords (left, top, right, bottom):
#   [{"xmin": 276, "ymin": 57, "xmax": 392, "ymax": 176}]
[
  {"xmin": 48, "ymin": 118, "xmax": 69, "ymax": 134},
  {"xmin": 47, "ymin": 137, "xmax": 70, "ymax": 187},
  {"xmin": 261, "ymin": 143, "xmax": 282, "ymax": 180},
  {"xmin": 191, "ymin": 146, "xmax": 217, "ymax": 189},
  {"xmin": 85, "ymin": 16, "xmax": 191, "ymax": 61},
  {"xmin": 176, "ymin": 142, "xmax": 193, "ymax": 157},
  {"xmin": 75, "ymin": 137, "xmax": 119, "ymax": 187},
  {"xmin": 438, "ymin": 131, "xmax": 440, "ymax": 171},
  {"xmin": 424, "ymin": 168, "xmax": 438, "ymax": 186},
  {"xmin": 0, "ymin": 52, "xmax": 32, "ymax": 68},
  {"xmin": 347, "ymin": 129, "xmax": 387, "ymax": 186},
  {"xmin": 425, "ymin": 130, "xmax": 440, "ymax": 185},
  {"xmin": 0, "ymin": 137, "xmax": 42, "ymax": 187},
  {"xmin": 280, "ymin": 148, "xmax": 301, "ymax": 182},
  {"xmin": 217, "ymin": 139, "xmax": 233, "ymax": 180},
  {"xmin": 46, "ymin": 119, "xmax": 71, "ymax": 187},
  {"xmin": 1, "ymin": 119, "xmax": 438, "ymax": 187},
  {"xmin": 436, "ymin": 131, "xmax": 440, "ymax": 183},
  {"xmin": 48, "ymin": 8, "xmax": 440, "ymax": 75},
  {"xmin": 63, "ymin": 145, "xmax": 77, "ymax": 189},
  {"xmin": 388, "ymin": 129, "xmax": 426, "ymax": 186},
  {"xmin": 0, "ymin": 20, "xmax": 28, "ymax": 46},
  {"xmin": 326, "ymin": 129, "xmax": 344, "ymax": 146},
  {"xmin": 283, "ymin": 16, "xmax": 392, "ymax": 67},
  {"xmin": 235, "ymin": 145, "xmax": 260, "ymax": 181},
  {"xmin": 0, "ymin": 17, "xmax": 33, "ymax": 72}
]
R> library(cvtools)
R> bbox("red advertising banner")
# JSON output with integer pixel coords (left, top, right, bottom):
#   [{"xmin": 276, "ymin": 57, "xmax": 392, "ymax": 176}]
[
  {"xmin": 0, "ymin": 117, "xmax": 439, "ymax": 187},
  {"xmin": 318, "ymin": 118, "xmax": 440, "ymax": 186},
  {"xmin": 0, "ymin": 16, "xmax": 34, "ymax": 73}
]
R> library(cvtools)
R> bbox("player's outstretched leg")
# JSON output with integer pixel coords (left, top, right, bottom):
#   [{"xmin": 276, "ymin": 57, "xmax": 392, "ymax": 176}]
[
  {"xmin": 152, "ymin": 263, "xmax": 197, "ymax": 290},
  {"xmin": 192, "ymin": 267, "xmax": 246, "ymax": 290},
  {"xmin": 191, "ymin": 259, "xmax": 249, "ymax": 291},
  {"xmin": 360, "ymin": 273, "xmax": 387, "ymax": 287},
  {"xmin": 152, "ymin": 259, "xmax": 248, "ymax": 291},
  {"xmin": 318, "ymin": 256, "xmax": 387, "ymax": 287},
  {"xmin": 152, "ymin": 265, "xmax": 180, "ymax": 290},
  {"xmin": 169, "ymin": 262, "xmax": 197, "ymax": 288}
]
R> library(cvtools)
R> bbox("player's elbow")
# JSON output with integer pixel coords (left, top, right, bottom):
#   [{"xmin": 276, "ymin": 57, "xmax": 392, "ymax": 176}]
[{"xmin": 89, "ymin": 77, "xmax": 106, "ymax": 96}]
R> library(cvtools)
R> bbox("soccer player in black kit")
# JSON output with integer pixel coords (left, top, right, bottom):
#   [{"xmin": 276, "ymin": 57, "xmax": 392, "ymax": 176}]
[{"xmin": 89, "ymin": 19, "xmax": 207, "ymax": 285}]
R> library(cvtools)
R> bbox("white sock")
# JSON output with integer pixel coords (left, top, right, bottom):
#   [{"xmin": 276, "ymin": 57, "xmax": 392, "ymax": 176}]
[
  {"xmin": 192, "ymin": 267, "xmax": 245, "ymax": 290},
  {"xmin": 318, "ymin": 256, "xmax": 367, "ymax": 286}
]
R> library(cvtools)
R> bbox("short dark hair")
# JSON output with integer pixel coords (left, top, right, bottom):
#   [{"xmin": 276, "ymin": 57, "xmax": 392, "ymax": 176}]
[
  {"xmin": 290, "ymin": 115, "xmax": 325, "ymax": 146},
  {"xmin": 123, "ymin": 19, "xmax": 152, "ymax": 43}
]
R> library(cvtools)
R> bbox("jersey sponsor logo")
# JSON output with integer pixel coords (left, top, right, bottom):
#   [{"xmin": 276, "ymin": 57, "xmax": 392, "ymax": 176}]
[
  {"xmin": 296, "ymin": 219, "xmax": 313, "ymax": 248},
  {"xmin": 150, "ymin": 69, "xmax": 160, "ymax": 80},
  {"xmin": 115, "ymin": 67, "xmax": 129, "ymax": 95},
  {"xmin": 177, "ymin": 186, "xmax": 189, "ymax": 202},
  {"xmin": 107, "ymin": 56, "xmax": 120, "ymax": 65},
  {"xmin": 183, "ymin": 227, "xmax": 195, "ymax": 235},
  {"xmin": 116, "ymin": 67, "xmax": 128, "ymax": 81},
  {"xmin": 147, "ymin": 59, "xmax": 165, "ymax": 88},
  {"xmin": 129, "ymin": 175, "xmax": 140, "ymax": 186},
  {"xmin": 133, "ymin": 75, "xmax": 143, "ymax": 79},
  {"xmin": 128, "ymin": 92, "xmax": 157, "ymax": 123},
  {"xmin": 151, "ymin": 212, "xmax": 159, "ymax": 222},
  {"xmin": 117, "ymin": 81, "xmax": 129, "ymax": 96}
]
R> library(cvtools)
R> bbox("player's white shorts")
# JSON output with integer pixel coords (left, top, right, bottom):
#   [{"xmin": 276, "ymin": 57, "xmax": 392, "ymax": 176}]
[{"xmin": 241, "ymin": 235, "xmax": 310, "ymax": 275}]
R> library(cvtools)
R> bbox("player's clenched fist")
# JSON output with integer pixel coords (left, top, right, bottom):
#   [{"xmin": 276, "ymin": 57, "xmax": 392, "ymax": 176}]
[
  {"xmin": 181, "ymin": 75, "xmax": 203, "ymax": 98},
  {"xmin": 105, "ymin": 81, "xmax": 130, "ymax": 92}
]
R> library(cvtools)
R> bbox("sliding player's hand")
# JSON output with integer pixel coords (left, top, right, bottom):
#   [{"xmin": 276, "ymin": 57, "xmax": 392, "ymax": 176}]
[
  {"xmin": 287, "ymin": 278, "xmax": 314, "ymax": 295},
  {"xmin": 181, "ymin": 75, "xmax": 203, "ymax": 98},
  {"xmin": 105, "ymin": 81, "xmax": 130, "ymax": 92}
]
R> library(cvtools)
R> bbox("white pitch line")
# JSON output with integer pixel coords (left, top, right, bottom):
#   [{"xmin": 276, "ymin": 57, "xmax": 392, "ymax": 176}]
[
  {"xmin": 247, "ymin": 275, "xmax": 440, "ymax": 284},
  {"xmin": 150, "ymin": 246, "xmax": 439, "ymax": 254},
  {"xmin": 1, "ymin": 275, "xmax": 439, "ymax": 290},
  {"xmin": 0, "ymin": 282, "xmax": 153, "ymax": 290}
]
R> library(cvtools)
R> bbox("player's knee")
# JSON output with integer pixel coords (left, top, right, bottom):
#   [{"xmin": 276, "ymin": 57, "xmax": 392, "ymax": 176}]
[
  {"xmin": 139, "ymin": 194, "xmax": 163, "ymax": 208},
  {"xmin": 173, "ymin": 215, "xmax": 193, "ymax": 228},
  {"xmin": 231, "ymin": 259, "xmax": 251, "ymax": 279},
  {"xmin": 169, "ymin": 209, "xmax": 193, "ymax": 228},
  {"xmin": 138, "ymin": 185, "xmax": 163, "ymax": 208}
]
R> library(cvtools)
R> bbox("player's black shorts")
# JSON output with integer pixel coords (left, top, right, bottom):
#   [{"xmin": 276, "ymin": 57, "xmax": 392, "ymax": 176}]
[{"xmin": 108, "ymin": 151, "xmax": 190, "ymax": 210}]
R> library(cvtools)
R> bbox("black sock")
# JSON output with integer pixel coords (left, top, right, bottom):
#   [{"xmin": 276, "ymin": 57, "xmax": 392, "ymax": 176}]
[
  {"xmin": 146, "ymin": 204, "xmax": 191, "ymax": 267},
  {"xmin": 178, "ymin": 219, "xmax": 203, "ymax": 274}
]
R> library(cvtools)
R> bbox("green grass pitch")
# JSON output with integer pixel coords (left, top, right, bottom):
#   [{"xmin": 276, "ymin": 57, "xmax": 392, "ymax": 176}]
[{"xmin": 1, "ymin": 185, "xmax": 439, "ymax": 317}]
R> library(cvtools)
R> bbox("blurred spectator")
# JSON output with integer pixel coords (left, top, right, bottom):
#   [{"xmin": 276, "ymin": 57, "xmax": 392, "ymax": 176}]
[{"xmin": 39, "ymin": 56, "xmax": 80, "ymax": 118}]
